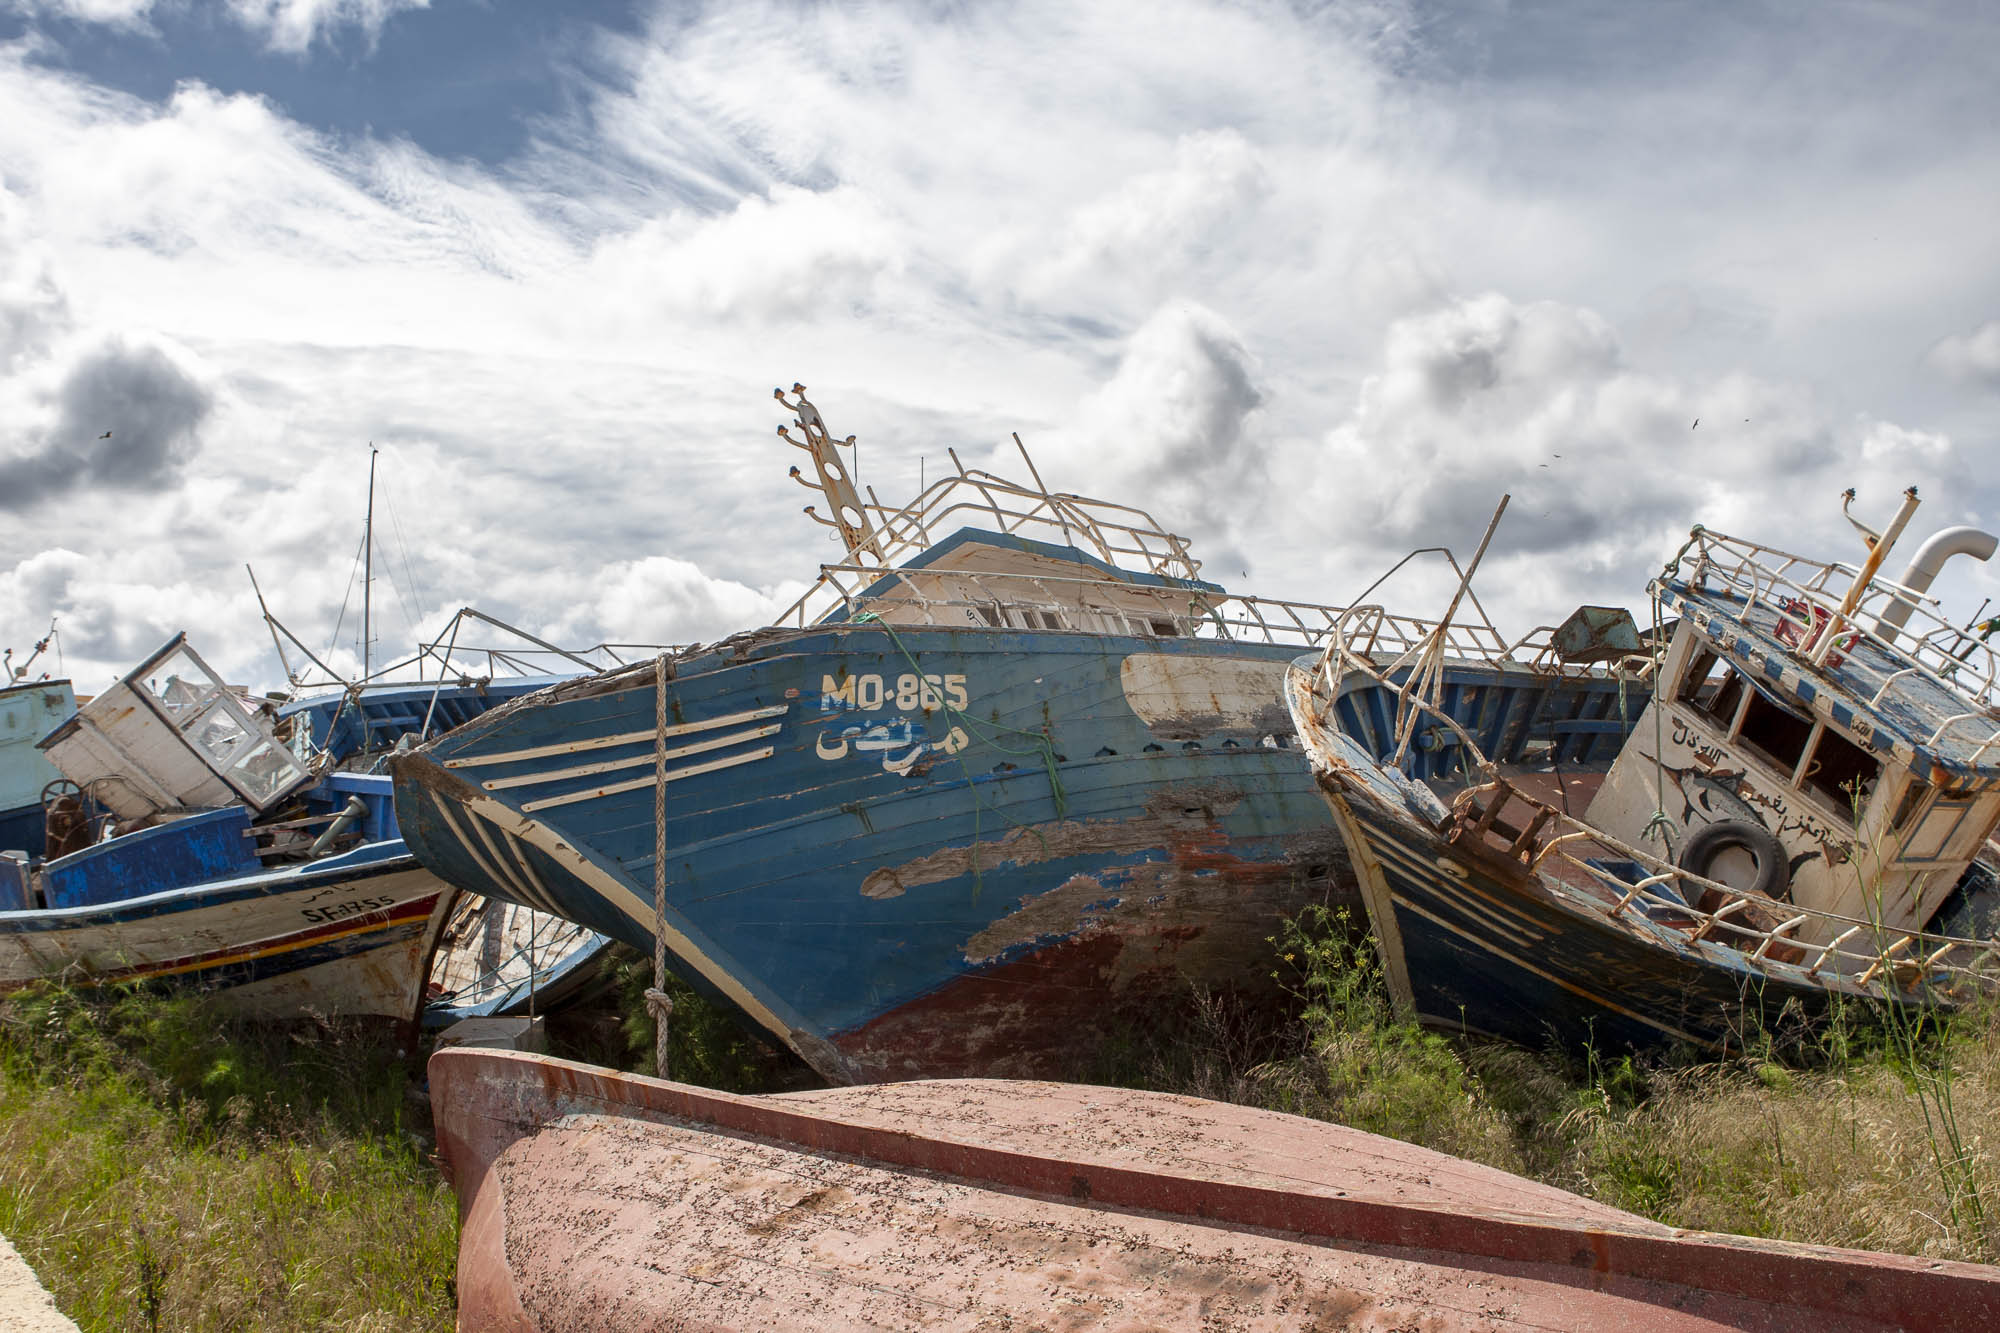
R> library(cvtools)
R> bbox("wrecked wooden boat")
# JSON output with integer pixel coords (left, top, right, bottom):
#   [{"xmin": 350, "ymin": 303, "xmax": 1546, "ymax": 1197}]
[
  {"xmin": 273, "ymin": 628, "xmax": 616, "ymax": 1024},
  {"xmin": 431, "ymin": 1046, "xmax": 2000, "ymax": 1331},
  {"xmin": 423, "ymin": 893, "xmax": 608, "ymax": 1025},
  {"xmin": 0, "ymin": 633, "xmax": 596, "ymax": 1022},
  {"xmin": 0, "ymin": 633, "xmax": 457, "ymax": 1019},
  {"xmin": 391, "ymin": 386, "xmax": 1393, "ymax": 1084},
  {"xmin": 1284, "ymin": 491, "xmax": 2000, "ymax": 1052}
]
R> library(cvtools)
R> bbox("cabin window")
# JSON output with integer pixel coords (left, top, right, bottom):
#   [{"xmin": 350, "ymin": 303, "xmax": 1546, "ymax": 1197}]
[
  {"xmin": 1038, "ymin": 610, "xmax": 1065, "ymax": 631},
  {"xmin": 1800, "ymin": 724, "xmax": 1880, "ymax": 811},
  {"xmin": 974, "ymin": 605, "xmax": 1002, "ymax": 628},
  {"xmin": 1676, "ymin": 648, "xmax": 1722, "ymax": 704},
  {"xmin": 1691, "ymin": 666, "xmax": 1746, "ymax": 732},
  {"xmin": 139, "ymin": 647, "xmax": 221, "ymax": 724},
  {"xmin": 1890, "ymin": 780, "xmax": 1928, "ymax": 832},
  {"xmin": 1148, "ymin": 618, "xmax": 1179, "ymax": 638},
  {"xmin": 1903, "ymin": 797, "xmax": 1977, "ymax": 863},
  {"xmin": 1735, "ymin": 687, "xmax": 1813, "ymax": 775}
]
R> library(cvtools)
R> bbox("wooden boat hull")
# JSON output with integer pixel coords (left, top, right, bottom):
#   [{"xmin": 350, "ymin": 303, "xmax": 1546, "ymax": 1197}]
[
  {"xmin": 423, "ymin": 894, "xmax": 612, "ymax": 1025},
  {"xmin": 394, "ymin": 629, "xmax": 1350, "ymax": 1083},
  {"xmin": 1326, "ymin": 782, "xmax": 1851, "ymax": 1049},
  {"xmin": 0, "ymin": 843, "xmax": 453, "ymax": 1023},
  {"xmin": 431, "ymin": 1047, "xmax": 2000, "ymax": 1331}
]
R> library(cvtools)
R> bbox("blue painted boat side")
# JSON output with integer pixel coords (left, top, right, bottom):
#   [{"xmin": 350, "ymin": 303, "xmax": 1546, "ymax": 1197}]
[
  {"xmin": 1300, "ymin": 656, "xmax": 1900, "ymax": 1052},
  {"xmin": 42, "ymin": 806, "xmax": 259, "ymax": 909},
  {"xmin": 0, "ymin": 804, "xmax": 46, "ymax": 859},
  {"xmin": 0, "ymin": 840, "xmax": 423, "ymax": 932},
  {"xmin": 280, "ymin": 675, "xmax": 571, "ymax": 758},
  {"xmin": 395, "ymin": 625, "xmax": 1347, "ymax": 1080},
  {"xmin": 1338, "ymin": 794, "xmax": 1850, "ymax": 1051}
]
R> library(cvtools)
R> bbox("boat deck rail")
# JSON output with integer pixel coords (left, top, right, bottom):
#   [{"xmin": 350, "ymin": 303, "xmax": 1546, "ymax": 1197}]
[
  {"xmin": 829, "ymin": 459, "xmax": 1197, "ymax": 575},
  {"xmin": 1298, "ymin": 634, "xmax": 2000, "ymax": 1004},
  {"xmin": 804, "ymin": 559, "xmax": 1539, "ymax": 661},
  {"xmin": 1448, "ymin": 774, "xmax": 2000, "ymax": 999},
  {"xmin": 1667, "ymin": 527, "xmax": 2000, "ymax": 758}
]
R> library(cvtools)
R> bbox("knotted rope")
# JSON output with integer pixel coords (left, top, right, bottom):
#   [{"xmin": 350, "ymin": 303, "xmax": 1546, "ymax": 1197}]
[{"xmin": 645, "ymin": 653, "xmax": 674, "ymax": 1077}]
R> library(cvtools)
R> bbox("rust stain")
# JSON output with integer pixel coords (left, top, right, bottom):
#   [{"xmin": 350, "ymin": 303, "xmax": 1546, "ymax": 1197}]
[{"xmin": 860, "ymin": 785, "xmax": 1246, "ymax": 900}]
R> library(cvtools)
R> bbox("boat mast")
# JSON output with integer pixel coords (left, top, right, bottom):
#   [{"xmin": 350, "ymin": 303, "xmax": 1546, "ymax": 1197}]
[{"xmin": 363, "ymin": 446, "xmax": 377, "ymax": 683}]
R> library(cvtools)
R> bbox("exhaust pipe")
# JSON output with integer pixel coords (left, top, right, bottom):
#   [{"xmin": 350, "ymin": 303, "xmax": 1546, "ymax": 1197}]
[{"xmin": 1873, "ymin": 525, "xmax": 1999, "ymax": 640}]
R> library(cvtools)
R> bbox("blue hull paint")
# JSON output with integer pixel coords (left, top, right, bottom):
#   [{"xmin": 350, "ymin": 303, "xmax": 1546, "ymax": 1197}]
[
  {"xmin": 1339, "ymin": 796, "xmax": 1846, "ymax": 1051},
  {"xmin": 0, "ymin": 841, "xmax": 447, "ymax": 1020},
  {"xmin": 395, "ymin": 626, "xmax": 1349, "ymax": 1081},
  {"xmin": 0, "ymin": 804, "xmax": 44, "ymax": 859}
]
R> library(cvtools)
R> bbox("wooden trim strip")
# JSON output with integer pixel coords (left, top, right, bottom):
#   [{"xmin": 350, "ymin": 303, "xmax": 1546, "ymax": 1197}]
[
  {"xmin": 445, "ymin": 705, "xmax": 788, "ymax": 770},
  {"xmin": 480, "ymin": 723, "xmax": 784, "ymax": 791},
  {"xmin": 520, "ymin": 747, "xmax": 775, "ymax": 813}
]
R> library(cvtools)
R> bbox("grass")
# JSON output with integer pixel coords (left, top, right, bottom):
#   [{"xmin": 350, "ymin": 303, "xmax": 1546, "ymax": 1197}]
[
  {"xmin": 0, "ymin": 985, "xmax": 455, "ymax": 1332},
  {"xmin": 7, "ymin": 912, "xmax": 1995, "ymax": 1331},
  {"xmin": 1099, "ymin": 904, "xmax": 2000, "ymax": 1264}
]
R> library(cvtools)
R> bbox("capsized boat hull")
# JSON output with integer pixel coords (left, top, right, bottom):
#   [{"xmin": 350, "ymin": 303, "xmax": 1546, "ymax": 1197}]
[
  {"xmin": 394, "ymin": 628, "xmax": 1349, "ymax": 1082},
  {"xmin": 423, "ymin": 894, "xmax": 612, "ymax": 1026},
  {"xmin": 431, "ymin": 1047, "xmax": 2000, "ymax": 1332},
  {"xmin": 0, "ymin": 842, "xmax": 453, "ymax": 1023}
]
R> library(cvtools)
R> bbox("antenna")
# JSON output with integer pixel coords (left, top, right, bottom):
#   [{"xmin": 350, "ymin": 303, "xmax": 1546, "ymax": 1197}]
[{"xmin": 363, "ymin": 446, "xmax": 377, "ymax": 683}]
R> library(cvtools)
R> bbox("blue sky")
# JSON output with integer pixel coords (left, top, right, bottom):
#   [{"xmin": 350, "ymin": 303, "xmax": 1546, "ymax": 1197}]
[
  {"xmin": 0, "ymin": 1, "xmax": 644, "ymax": 164},
  {"xmin": 2, "ymin": 0, "xmax": 1998, "ymax": 689}
]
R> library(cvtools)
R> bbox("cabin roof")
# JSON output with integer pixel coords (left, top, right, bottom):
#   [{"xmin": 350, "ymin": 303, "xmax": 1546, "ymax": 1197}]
[
  {"xmin": 1656, "ymin": 579, "xmax": 2000, "ymax": 786},
  {"xmin": 819, "ymin": 526, "xmax": 1225, "ymax": 624}
]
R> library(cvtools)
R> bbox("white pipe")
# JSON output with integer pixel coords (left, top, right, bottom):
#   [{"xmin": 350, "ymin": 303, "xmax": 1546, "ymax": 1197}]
[{"xmin": 1873, "ymin": 525, "xmax": 1999, "ymax": 636}]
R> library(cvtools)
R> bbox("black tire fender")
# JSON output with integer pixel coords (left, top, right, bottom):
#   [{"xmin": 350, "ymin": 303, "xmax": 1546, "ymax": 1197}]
[{"xmin": 1678, "ymin": 818, "xmax": 1791, "ymax": 903}]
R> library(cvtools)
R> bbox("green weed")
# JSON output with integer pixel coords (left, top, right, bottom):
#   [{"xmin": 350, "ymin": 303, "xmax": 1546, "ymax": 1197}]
[{"xmin": 0, "ymin": 985, "xmax": 454, "ymax": 1331}]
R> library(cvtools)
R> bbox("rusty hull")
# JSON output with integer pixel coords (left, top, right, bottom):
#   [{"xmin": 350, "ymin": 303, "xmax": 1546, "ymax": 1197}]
[{"xmin": 431, "ymin": 1047, "xmax": 2000, "ymax": 1331}]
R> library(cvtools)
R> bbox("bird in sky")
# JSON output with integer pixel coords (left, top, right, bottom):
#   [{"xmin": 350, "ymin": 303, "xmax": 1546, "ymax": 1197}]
[{"xmin": 98, "ymin": 430, "xmax": 111, "ymax": 439}]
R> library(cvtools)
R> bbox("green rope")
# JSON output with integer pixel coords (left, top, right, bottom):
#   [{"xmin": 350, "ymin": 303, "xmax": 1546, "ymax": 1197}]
[
  {"xmin": 849, "ymin": 611, "xmax": 1069, "ymax": 894},
  {"xmin": 1640, "ymin": 587, "xmax": 1676, "ymax": 854}
]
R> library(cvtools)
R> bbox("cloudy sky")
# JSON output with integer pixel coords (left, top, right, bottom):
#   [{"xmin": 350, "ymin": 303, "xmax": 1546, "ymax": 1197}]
[{"xmin": 2, "ymin": 0, "xmax": 1997, "ymax": 692}]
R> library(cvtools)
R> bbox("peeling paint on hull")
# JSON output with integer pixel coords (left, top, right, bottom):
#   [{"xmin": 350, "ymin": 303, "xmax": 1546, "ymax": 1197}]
[
  {"xmin": 395, "ymin": 627, "xmax": 1351, "ymax": 1081},
  {"xmin": 432, "ymin": 1047, "xmax": 2000, "ymax": 1332}
]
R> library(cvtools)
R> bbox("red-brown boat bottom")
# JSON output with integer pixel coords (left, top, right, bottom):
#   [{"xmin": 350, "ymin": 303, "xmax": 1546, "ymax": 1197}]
[{"xmin": 431, "ymin": 1049, "xmax": 2000, "ymax": 1331}]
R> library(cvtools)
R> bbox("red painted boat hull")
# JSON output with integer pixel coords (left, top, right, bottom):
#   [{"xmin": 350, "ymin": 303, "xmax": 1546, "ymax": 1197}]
[{"xmin": 431, "ymin": 1048, "xmax": 2000, "ymax": 1331}]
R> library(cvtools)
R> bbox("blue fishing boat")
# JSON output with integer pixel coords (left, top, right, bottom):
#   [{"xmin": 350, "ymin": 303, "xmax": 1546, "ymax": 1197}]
[
  {"xmin": 389, "ymin": 386, "xmax": 1482, "ymax": 1083},
  {"xmin": 1284, "ymin": 491, "xmax": 2000, "ymax": 1053}
]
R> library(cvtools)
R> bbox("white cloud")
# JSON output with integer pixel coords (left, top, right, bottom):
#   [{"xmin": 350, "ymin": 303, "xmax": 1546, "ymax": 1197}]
[
  {"xmin": 5, "ymin": 0, "xmax": 428, "ymax": 50},
  {"xmin": 1051, "ymin": 302, "xmax": 1266, "ymax": 564},
  {"xmin": 0, "ymin": 2, "xmax": 1996, "ymax": 689},
  {"xmin": 4, "ymin": 0, "xmax": 153, "ymax": 31},
  {"xmin": 1927, "ymin": 320, "xmax": 2000, "ymax": 391}
]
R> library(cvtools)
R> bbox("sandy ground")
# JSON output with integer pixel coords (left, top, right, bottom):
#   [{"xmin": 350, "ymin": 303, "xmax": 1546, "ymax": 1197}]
[{"xmin": 0, "ymin": 1236, "xmax": 75, "ymax": 1333}]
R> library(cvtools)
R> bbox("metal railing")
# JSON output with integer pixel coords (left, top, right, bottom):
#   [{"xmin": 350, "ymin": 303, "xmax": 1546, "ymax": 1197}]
[
  {"xmin": 1450, "ymin": 774, "xmax": 2000, "ymax": 997},
  {"xmin": 792, "ymin": 557, "xmax": 1541, "ymax": 662},
  {"xmin": 1667, "ymin": 528, "xmax": 2000, "ymax": 757}
]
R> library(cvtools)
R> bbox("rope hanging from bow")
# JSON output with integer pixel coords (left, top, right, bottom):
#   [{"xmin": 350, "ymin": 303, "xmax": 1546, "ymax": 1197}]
[{"xmin": 645, "ymin": 653, "xmax": 674, "ymax": 1077}]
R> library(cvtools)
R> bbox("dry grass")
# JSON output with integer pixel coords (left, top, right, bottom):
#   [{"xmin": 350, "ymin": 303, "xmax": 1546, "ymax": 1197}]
[
  {"xmin": 0, "ymin": 987, "xmax": 456, "ymax": 1331},
  {"xmin": 1115, "ymin": 905, "xmax": 2000, "ymax": 1264}
]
